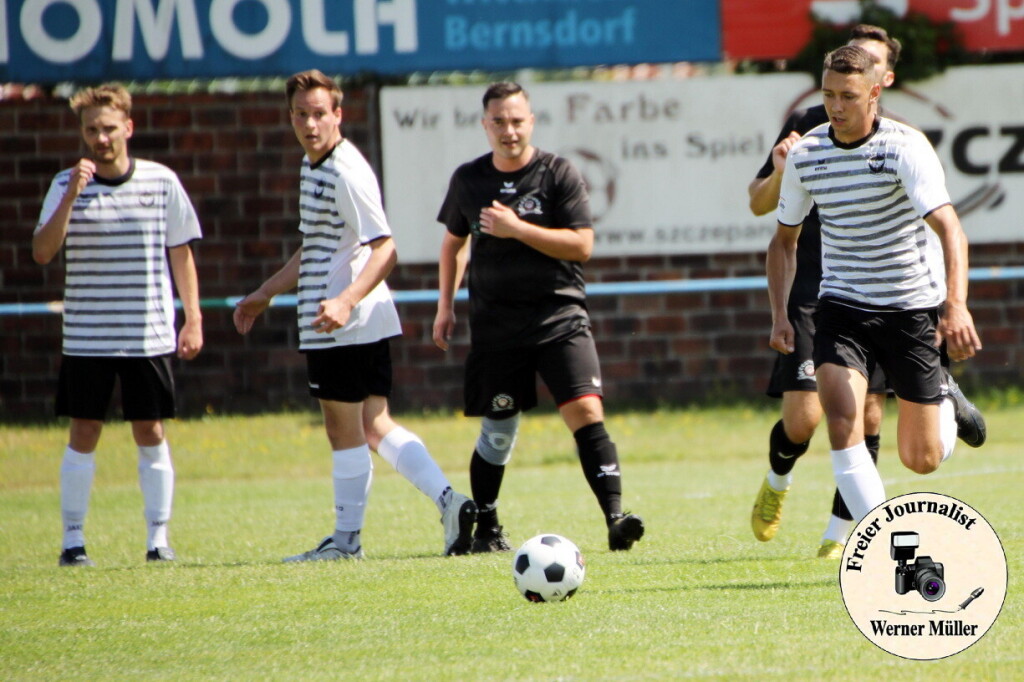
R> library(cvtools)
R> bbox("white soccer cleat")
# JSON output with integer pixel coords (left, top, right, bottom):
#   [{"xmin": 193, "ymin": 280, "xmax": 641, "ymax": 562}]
[
  {"xmin": 283, "ymin": 535, "xmax": 364, "ymax": 562},
  {"xmin": 442, "ymin": 491, "xmax": 478, "ymax": 556}
]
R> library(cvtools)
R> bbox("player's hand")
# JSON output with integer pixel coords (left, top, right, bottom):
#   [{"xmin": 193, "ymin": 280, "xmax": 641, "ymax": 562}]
[
  {"xmin": 769, "ymin": 319, "xmax": 796, "ymax": 354},
  {"xmin": 177, "ymin": 318, "xmax": 203, "ymax": 360},
  {"xmin": 432, "ymin": 308, "xmax": 455, "ymax": 351},
  {"xmin": 478, "ymin": 201, "xmax": 521, "ymax": 239},
  {"xmin": 938, "ymin": 303, "xmax": 982, "ymax": 362},
  {"xmin": 233, "ymin": 290, "xmax": 271, "ymax": 335},
  {"xmin": 67, "ymin": 159, "xmax": 96, "ymax": 197},
  {"xmin": 771, "ymin": 132, "xmax": 801, "ymax": 174},
  {"xmin": 312, "ymin": 296, "xmax": 353, "ymax": 334}
]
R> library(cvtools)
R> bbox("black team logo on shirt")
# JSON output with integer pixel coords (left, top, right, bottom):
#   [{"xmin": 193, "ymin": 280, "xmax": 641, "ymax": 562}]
[
  {"xmin": 516, "ymin": 191, "xmax": 543, "ymax": 217},
  {"xmin": 868, "ymin": 154, "xmax": 887, "ymax": 174},
  {"xmin": 139, "ymin": 192, "xmax": 155, "ymax": 207},
  {"xmin": 314, "ymin": 180, "xmax": 325, "ymax": 199}
]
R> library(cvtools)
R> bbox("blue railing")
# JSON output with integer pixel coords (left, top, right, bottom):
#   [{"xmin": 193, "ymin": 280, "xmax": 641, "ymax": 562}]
[{"xmin": 2, "ymin": 267, "xmax": 1023, "ymax": 316}]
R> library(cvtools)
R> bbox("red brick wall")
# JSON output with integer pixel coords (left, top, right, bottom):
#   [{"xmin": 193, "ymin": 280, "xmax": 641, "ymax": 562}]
[{"xmin": 2, "ymin": 91, "xmax": 1021, "ymax": 420}]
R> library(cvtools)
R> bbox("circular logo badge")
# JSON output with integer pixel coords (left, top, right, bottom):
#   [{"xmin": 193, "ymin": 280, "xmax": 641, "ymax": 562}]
[{"xmin": 839, "ymin": 492, "xmax": 1007, "ymax": 660}]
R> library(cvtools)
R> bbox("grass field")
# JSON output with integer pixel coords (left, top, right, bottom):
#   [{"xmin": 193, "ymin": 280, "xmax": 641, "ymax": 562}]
[{"xmin": 2, "ymin": 403, "xmax": 1021, "ymax": 680}]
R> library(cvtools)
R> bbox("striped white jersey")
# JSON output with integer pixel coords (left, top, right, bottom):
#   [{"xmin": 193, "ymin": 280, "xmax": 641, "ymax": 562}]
[
  {"xmin": 36, "ymin": 159, "xmax": 202, "ymax": 357},
  {"xmin": 296, "ymin": 140, "xmax": 401, "ymax": 350},
  {"xmin": 777, "ymin": 117, "xmax": 951, "ymax": 310}
]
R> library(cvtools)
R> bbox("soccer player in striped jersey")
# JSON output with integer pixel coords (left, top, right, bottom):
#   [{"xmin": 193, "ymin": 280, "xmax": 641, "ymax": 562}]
[
  {"xmin": 33, "ymin": 83, "xmax": 203, "ymax": 567},
  {"xmin": 768, "ymin": 45, "xmax": 983, "ymax": 523},
  {"xmin": 234, "ymin": 70, "xmax": 476, "ymax": 560}
]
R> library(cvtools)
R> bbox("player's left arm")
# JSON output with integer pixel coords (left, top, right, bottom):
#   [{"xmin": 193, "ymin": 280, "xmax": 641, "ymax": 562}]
[
  {"xmin": 925, "ymin": 205, "xmax": 982, "ymax": 361},
  {"xmin": 168, "ymin": 243, "xmax": 203, "ymax": 360},
  {"xmin": 313, "ymin": 236, "xmax": 396, "ymax": 334},
  {"xmin": 478, "ymin": 201, "xmax": 593, "ymax": 262}
]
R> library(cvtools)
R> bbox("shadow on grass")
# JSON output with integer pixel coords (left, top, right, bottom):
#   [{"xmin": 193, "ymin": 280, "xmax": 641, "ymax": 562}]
[{"xmin": 588, "ymin": 577, "xmax": 834, "ymax": 596}]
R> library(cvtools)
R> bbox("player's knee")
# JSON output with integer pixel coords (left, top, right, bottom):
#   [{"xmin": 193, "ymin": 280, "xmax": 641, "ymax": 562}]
[
  {"xmin": 476, "ymin": 414, "xmax": 520, "ymax": 466},
  {"xmin": 901, "ymin": 447, "xmax": 941, "ymax": 475}
]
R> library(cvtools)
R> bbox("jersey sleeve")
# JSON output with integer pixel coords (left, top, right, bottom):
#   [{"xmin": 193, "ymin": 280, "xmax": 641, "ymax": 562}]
[
  {"xmin": 552, "ymin": 157, "xmax": 592, "ymax": 229},
  {"xmin": 35, "ymin": 173, "xmax": 69, "ymax": 233},
  {"xmin": 437, "ymin": 168, "xmax": 471, "ymax": 237},
  {"xmin": 775, "ymin": 144, "xmax": 813, "ymax": 226},
  {"xmin": 335, "ymin": 163, "xmax": 392, "ymax": 244},
  {"xmin": 897, "ymin": 128, "xmax": 952, "ymax": 218},
  {"xmin": 165, "ymin": 173, "xmax": 203, "ymax": 247}
]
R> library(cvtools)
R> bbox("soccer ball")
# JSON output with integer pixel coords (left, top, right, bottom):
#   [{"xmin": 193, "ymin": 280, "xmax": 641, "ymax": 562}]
[{"xmin": 512, "ymin": 534, "xmax": 586, "ymax": 603}]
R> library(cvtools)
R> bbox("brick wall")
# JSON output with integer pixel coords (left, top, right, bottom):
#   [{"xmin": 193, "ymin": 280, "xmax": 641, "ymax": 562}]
[{"xmin": 2, "ymin": 90, "xmax": 1021, "ymax": 420}]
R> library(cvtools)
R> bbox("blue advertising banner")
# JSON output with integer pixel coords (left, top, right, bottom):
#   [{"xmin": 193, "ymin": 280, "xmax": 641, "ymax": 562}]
[{"xmin": 1, "ymin": 0, "xmax": 721, "ymax": 84}]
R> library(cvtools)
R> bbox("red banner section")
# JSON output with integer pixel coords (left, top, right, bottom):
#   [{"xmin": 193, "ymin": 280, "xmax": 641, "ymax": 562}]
[{"xmin": 722, "ymin": 0, "xmax": 1024, "ymax": 60}]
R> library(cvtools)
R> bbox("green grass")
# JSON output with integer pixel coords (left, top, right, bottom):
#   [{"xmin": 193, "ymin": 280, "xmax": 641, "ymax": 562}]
[{"xmin": 2, "ymin": 404, "xmax": 1022, "ymax": 680}]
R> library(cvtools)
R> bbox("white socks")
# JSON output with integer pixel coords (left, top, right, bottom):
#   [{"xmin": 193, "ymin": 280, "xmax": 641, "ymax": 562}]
[
  {"xmin": 61, "ymin": 446, "xmax": 95, "ymax": 549},
  {"xmin": 138, "ymin": 442, "xmax": 174, "ymax": 550},
  {"xmin": 377, "ymin": 427, "xmax": 451, "ymax": 513},
  {"xmin": 823, "ymin": 515, "xmax": 853, "ymax": 544},
  {"xmin": 332, "ymin": 445, "xmax": 373, "ymax": 534},
  {"xmin": 940, "ymin": 395, "xmax": 957, "ymax": 462},
  {"xmin": 767, "ymin": 470, "xmax": 791, "ymax": 492},
  {"xmin": 831, "ymin": 441, "xmax": 885, "ymax": 523}
]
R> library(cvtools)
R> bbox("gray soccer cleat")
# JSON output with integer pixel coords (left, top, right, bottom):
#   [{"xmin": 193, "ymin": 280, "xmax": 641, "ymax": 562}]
[
  {"xmin": 283, "ymin": 536, "xmax": 364, "ymax": 562},
  {"xmin": 946, "ymin": 372, "xmax": 987, "ymax": 447}
]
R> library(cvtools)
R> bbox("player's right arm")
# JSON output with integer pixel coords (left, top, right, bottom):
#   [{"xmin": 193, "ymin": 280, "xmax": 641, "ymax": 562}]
[
  {"xmin": 766, "ymin": 222, "xmax": 802, "ymax": 354},
  {"xmin": 32, "ymin": 159, "xmax": 95, "ymax": 264},
  {"xmin": 233, "ymin": 247, "xmax": 301, "ymax": 334},
  {"xmin": 748, "ymin": 131, "xmax": 801, "ymax": 216},
  {"xmin": 433, "ymin": 231, "xmax": 469, "ymax": 351}
]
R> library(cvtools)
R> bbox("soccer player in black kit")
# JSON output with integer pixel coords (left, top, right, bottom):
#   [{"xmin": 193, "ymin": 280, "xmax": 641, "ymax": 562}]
[{"xmin": 433, "ymin": 82, "xmax": 644, "ymax": 552}]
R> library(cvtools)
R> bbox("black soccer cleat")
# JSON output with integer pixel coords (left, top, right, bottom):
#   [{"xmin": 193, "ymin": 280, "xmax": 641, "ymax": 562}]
[
  {"xmin": 946, "ymin": 373, "xmax": 987, "ymax": 448},
  {"xmin": 608, "ymin": 513, "xmax": 645, "ymax": 551},
  {"xmin": 470, "ymin": 525, "xmax": 512, "ymax": 553},
  {"xmin": 146, "ymin": 547, "xmax": 176, "ymax": 562},
  {"xmin": 58, "ymin": 546, "xmax": 95, "ymax": 567}
]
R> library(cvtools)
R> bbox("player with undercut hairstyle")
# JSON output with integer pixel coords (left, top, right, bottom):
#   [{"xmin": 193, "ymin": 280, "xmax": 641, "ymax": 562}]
[
  {"xmin": 748, "ymin": 25, "xmax": 985, "ymax": 558},
  {"xmin": 34, "ymin": 83, "xmax": 204, "ymax": 566},
  {"xmin": 768, "ymin": 45, "xmax": 983, "ymax": 524},
  {"xmin": 235, "ymin": 69, "xmax": 476, "ymax": 561},
  {"xmin": 433, "ymin": 82, "xmax": 644, "ymax": 552}
]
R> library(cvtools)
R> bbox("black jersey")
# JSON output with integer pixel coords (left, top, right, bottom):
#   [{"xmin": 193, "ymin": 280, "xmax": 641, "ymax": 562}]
[
  {"xmin": 438, "ymin": 149, "xmax": 592, "ymax": 349},
  {"xmin": 757, "ymin": 104, "xmax": 906, "ymax": 306}
]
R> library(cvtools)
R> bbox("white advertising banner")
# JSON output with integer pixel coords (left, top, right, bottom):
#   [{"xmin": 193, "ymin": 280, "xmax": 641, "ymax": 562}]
[{"xmin": 381, "ymin": 65, "xmax": 1024, "ymax": 263}]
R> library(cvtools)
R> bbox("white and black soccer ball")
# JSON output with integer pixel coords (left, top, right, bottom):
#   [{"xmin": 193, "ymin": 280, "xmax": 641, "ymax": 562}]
[{"xmin": 512, "ymin": 534, "xmax": 585, "ymax": 603}]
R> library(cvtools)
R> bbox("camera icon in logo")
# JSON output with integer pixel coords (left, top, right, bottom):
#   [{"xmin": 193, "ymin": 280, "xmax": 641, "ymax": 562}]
[{"xmin": 891, "ymin": 531, "xmax": 945, "ymax": 602}]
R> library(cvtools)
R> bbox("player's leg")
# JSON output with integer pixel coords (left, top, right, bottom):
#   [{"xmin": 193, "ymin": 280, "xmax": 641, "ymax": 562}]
[
  {"xmin": 56, "ymin": 356, "xmax": 116, "ymax": 567},
  {"xmin": 540, "ymin": 329, "xmax": 644, "ymax": 551},
  {"xmin": 752, "ymin": 300, "xmax": 819, "ymax": 542},
  {"xmin": 364, "ymin": 391, "xmax": 477, "ymax": 555},
  {"xmin": 875, "ymin": 308, "xmax": 955, "ymax": 475},
  {"xmin": 121, "ymin": 356, "xmax": 177, "ymax": 561},
  {"xmin": 814, "ymin": 300, "xmax": 886, "ymax": 523},
  {"xmin": 464, "ymin": 346, "xmax": 531, "ymax": 553},
  {"xmin": 819, "ymin": 374, "xmax": 886, "ymax": 558},
  {"xmin": 284, "ymin": 346, "xmax": 374, "ymax": 562},
  {"xmin": 818, "ymin": 363, "xmax": 884, "ymax": 522}
]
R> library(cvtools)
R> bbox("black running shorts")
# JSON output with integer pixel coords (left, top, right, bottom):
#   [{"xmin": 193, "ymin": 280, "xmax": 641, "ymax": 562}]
[
  {"xmin": 56, "ymin": 354, "xmax": 176, "ymax": 421},
  {"xmin": 813, "ymin": 299, "xmax": 945, "ymax": 405},
  {"xmin": 767, "ymin": 300, "xmax": 888, "ymax": 397},
  {"xmin": 304, "ymin": 339, "xmax": 393, "ymax": 403},
  {"xmin": 464, "ymin": 327, "xmax": 603, "ymax": 418}
]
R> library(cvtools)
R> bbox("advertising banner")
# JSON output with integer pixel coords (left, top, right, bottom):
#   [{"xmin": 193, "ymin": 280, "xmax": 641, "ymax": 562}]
[
  {"xmin": 722, "ymin": 0, "xmax": 1024, "ymax": 60},
  {"xmin": 381, "ymin": 65, "xmax": 1024, "ymax": 263},
  {"xmin": 0, "ymin": 0, "xmax": 720, "ymax": 84}
]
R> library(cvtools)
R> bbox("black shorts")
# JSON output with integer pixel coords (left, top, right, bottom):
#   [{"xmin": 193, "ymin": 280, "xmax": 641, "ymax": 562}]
[
  {"xmin": 813, "ymin": 299, "xmax": 944, "ymax": 405},
  {"xmin": 464, "ymin": 327, "xmax": 603, "ymax": 418},
  {"xmin": 305, "ymin": 339, "xmax": 393, "ymax": 403},
  {"xmin": 767, "ymin": 300, "xmax": 887, "ymax": 397},
  {"xmin": 56, "ymin": 355, "xmax": 176, "ymax": 421}
]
